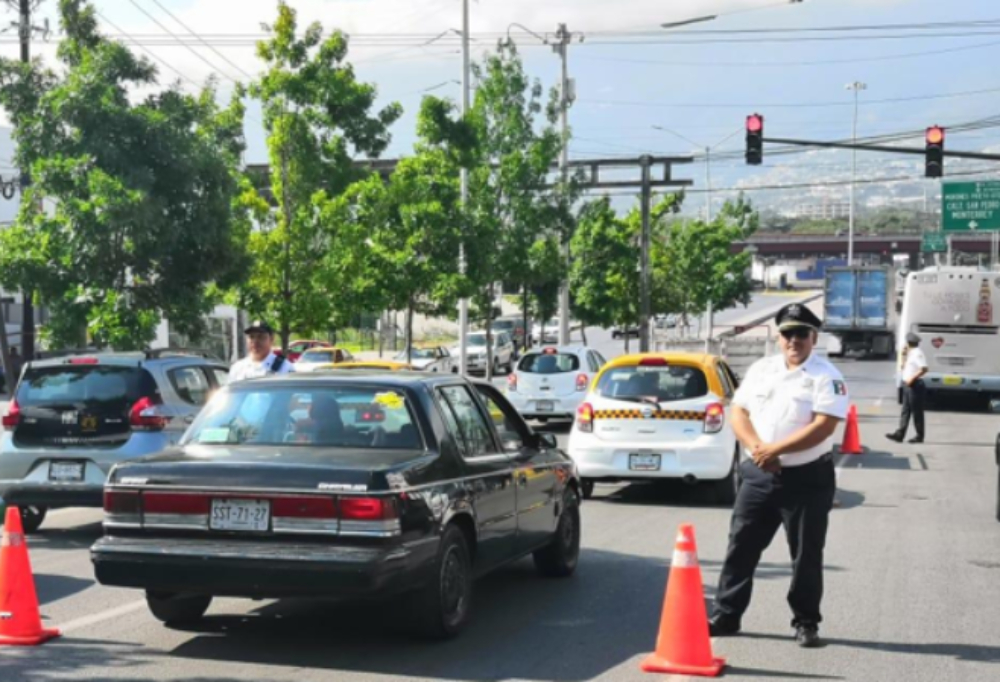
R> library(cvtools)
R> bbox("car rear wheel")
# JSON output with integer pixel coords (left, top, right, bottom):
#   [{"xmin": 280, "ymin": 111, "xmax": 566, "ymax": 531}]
[
  {"xmin": 713, "ymin": 448, "xmax": 742, "ymax": 506},
  {"xmin": 533, "ymin": 488, "xmax": 581, "ymax": 578},
  {"xmin": 409, "ymin": 524, "xmax": 472, "ymax": 639},
  {"xmin": 145, "ymin": 591, "xmax": 212, "ymax": 625},
  {"xmin": 20, "ymin": 506, "xmax": 47, "ymax": 534},
  {"xmin": 581, "ymin": 478, "xmax": 595, "ymax": 500}
]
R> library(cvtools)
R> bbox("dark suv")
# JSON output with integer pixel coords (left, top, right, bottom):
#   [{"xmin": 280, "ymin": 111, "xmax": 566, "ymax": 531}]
[{"xmin": 0, "ymin": 350, "xmax": 229, "ymax": 532}]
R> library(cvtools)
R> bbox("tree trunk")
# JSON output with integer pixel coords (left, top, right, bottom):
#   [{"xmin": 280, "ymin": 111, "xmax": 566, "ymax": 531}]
[
  {"xmin": 405, "ymin": 303, "xmax": 414, "ymax": 366},
  {"xmin": 485, "ymin": 284, "xmax": 495, "ymax": 382},
  {"xmin": 624, "ymin": 329, "xmax": 630, "ymax": 354},
  {"xmin": 522, "ymin": 285, "xmax": 530, "ymax": 353},
  {"xmin": 580, "ymin": 325, "xmax": 588, "ymax": 346}
]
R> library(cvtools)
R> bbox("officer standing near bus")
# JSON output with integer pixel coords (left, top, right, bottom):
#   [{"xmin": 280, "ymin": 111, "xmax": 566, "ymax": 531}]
[
  {"xmin": 709, "ymin": 303, "xmax": 848, "ymax": 648},
  {"xmin": 229, "ymin": 320, "xmax": 293, "ymax": 382},
  {"xmin": 886, "ymin": 332, "xmax": 927, "ymax": 444}
]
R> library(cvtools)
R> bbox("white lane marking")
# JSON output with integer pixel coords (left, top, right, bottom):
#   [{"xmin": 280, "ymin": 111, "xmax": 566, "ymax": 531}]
[{"xmin": 58, "ymin": 599, "xmax": 147, "ymax": 634}]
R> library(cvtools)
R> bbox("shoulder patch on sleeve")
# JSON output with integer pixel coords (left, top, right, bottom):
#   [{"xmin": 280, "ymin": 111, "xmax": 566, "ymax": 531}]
[{"xmin": 832, "ymin": 380, "xmax": 847, "ymax": 396}]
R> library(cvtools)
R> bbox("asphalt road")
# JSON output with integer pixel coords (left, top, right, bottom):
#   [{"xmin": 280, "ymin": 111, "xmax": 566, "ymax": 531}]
[{"xmin": 6, "ymin": 341, "xmax": 1000, "ymax": 680}]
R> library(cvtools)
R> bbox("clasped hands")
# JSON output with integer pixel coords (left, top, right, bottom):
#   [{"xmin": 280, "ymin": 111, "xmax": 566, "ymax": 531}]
[{"xmin": 750, "ymin": 441, "xmax": 782, "ymax": 473}]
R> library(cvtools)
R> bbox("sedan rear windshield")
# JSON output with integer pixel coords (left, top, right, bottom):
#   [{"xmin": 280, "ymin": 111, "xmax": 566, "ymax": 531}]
[
  {"xmin": 16, "ymin": 365, "xmax": 153, "ymax": 409},
  {"xmin": 518, "ymin": 352, "xmax": 580, "ymax": 374},
  {"xmin": 184, "ymin": 386, "xmax": 423, "ymax": 449},
  {"xmin": 595, "ymin": 365, "xmax": 708, "ymax": 403}
]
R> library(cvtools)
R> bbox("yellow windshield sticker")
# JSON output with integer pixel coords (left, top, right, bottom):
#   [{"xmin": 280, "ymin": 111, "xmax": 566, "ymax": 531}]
[{"xmin": 373, "ymin": 392, "xmax": 405, "ymax": 410}]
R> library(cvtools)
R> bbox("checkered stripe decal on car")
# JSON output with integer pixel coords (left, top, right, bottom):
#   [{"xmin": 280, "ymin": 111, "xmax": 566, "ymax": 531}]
[{"xmin": 593, "ymin": 409, "xmax": 705, "ymax": 420}]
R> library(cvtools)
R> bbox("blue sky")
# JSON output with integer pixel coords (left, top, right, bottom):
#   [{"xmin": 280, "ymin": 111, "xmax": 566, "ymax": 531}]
[{"xmin": 3, "ymin": 0, "xmax": 1000, "ymax": 214}]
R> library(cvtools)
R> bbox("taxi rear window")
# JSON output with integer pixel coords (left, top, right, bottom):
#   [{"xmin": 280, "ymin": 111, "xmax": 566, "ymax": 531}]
[
  {"xmin": 596, "ymin": 364, "xmax": 708, "ymax": 403},
  {"xmin": 518, "ymin": 352, "xmax": 580, "ymax": 374}
]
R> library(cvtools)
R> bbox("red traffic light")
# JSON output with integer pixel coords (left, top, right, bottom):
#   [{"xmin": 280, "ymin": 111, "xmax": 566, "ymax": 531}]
[
  {"xmin": 746, "ymin": 114, "xmax": 763, "ymax": 133},
  {"xmin": 926, "ymin": 126, "xmax": 945, "ymax": 145}
]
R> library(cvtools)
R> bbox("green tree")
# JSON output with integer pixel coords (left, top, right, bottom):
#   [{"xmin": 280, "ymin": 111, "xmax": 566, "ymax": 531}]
[
  {"xmin": 245, "ymin": 1, "xmax": 402, "ymax": 349},
  {"xmin": 463, "ymin": 41, "xmax": 571, "ymax": 375},
  {"xmin": 655, "ymin": 198, "xmax": 756, "ymax": 329},
  {"xmin": 0, "ymin": 0, "xmax": 250, "ymax": 350},
  {"xmin": 345, "ymin": 99, "xmax": 471, "ymax": 363}
]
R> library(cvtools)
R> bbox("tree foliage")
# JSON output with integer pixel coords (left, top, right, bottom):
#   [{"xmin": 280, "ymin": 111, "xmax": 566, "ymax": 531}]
[
  {"xmin": 0, "ymin": 0, "xmax": 250, "ymax": 349},
  {"xmin": 243, "ymin": 1, "xmax": 402, "ymax": 348}
]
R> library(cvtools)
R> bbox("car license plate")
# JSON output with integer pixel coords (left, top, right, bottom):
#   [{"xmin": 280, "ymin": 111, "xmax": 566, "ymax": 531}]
[
  {"xmin": 48, "ymin": 461, "xmax": 84, "ymax": 482},
  {"xmin": 629, "ymin": 454, "xmax": 661, "ymax": 471},
  {"xmin": 210, "ymin": 499, "xmax": 270, "ymax": 532},
  {"xmin": 536, "ymin": 400, "xmax": 555, "ymax": 412},
  {"xmin": 943, "ymin": 375, "xmax": 963, "ymax": 386}
]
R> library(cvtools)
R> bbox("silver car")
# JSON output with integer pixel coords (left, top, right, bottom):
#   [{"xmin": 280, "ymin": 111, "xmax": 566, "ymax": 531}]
[{"xmin": 0, "ymin": 350, "xmax": 229, "ymax": 532}]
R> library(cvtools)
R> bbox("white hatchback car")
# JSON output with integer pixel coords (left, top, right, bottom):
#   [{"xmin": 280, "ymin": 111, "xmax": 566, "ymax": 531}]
[
  {"xmin": 566, "ymin": 352, "xmax": 742, "ymax": 504},
  {"xmin": 506, "ymin": 346, "xmax": 607, "ymax": 422}
]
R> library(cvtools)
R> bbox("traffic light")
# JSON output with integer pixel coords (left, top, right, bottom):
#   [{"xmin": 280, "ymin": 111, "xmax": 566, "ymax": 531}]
[
  {"xmin": 925, "ymin": 125, "xmax": 945, "ymax": 178},
  {"xmin": 746, "ymin": 113, "xmax": 764, "ymax": 165}
]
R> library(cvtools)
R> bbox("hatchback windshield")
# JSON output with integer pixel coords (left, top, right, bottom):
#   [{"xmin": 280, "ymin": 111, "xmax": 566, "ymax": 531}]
[
  {"xmin": 467, "ymin": 335, "xmax": 488, "ymax": 347},
  {"xmin": 518, "ymin": 352, "xmax": 580, "ymax": 374},
  {"xmin": 595, "ymin": 364, "xmax": 708, "ymax": 403},
  {"xmin": 184, "ymin": 385, "xmax": 422, "ymax": 449},
  {"xmin": 395, "ymin": 348, "xmax": 435, "ymax": 360}
]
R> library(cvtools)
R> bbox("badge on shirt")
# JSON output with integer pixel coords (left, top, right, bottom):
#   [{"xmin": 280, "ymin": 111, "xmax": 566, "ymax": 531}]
[{"xmin": 833, "ymin": 380, "xmax": 847, "ymax": 396}]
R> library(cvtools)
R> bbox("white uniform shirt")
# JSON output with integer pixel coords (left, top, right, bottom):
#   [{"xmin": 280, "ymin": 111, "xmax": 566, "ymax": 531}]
[
  {"xmin": 228, "ymin": 351, "xmax": 294, "ymax": 383},
  {"xmin": 901, "ymin": 347, "xmax": 928, "ymax": 384},
  {"xmin": 733, "ymin": 353, "xmax": 849, "ymax": 468}
]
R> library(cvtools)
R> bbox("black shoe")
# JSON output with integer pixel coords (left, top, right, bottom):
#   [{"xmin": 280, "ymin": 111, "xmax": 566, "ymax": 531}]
[
  {"xmin": 908, "ymin": 437, "xmax": 924, "ymax": 444},
  {"xmin": 708, "ymin": 615, "xmax": 741, "ymax": 637},
  {"xmin": 795, "ymin": 625, "xmax": 821, "ymax": 648},
  {"xmin": 885, "ymin": 432, "xmax": 903, "ymax": 443}
]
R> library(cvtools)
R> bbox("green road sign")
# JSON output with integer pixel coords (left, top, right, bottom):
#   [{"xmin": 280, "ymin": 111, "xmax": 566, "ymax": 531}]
[
  {"xmin": 921, "ymin": 232, "xmax": 947, "ymax": 253},
  {"xmin": 942, "ymin": 181, "xmax": 1000, "ymax": 231}
]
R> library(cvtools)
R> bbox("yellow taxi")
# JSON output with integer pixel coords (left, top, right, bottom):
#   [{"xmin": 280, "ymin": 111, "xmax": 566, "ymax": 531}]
[
  {"xmin": 566, "ymin": 352, "xmax": 742, "ymax": 504},
  {"xmin": 317, "ymin": 360, "xmax": 416, "ymax": 372}
]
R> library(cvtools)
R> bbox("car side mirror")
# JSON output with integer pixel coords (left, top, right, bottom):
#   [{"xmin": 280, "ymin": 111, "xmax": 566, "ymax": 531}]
[
  {"xmin": 537, "ymin": 432, "xmax": 558, "ymax": 449},
  {"xmin": 501, "ymin": 433, "xmax": 524, "ymax": 453}
]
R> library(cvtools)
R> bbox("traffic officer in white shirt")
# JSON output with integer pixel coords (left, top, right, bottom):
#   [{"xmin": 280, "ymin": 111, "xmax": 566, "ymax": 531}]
[
  {"xmin": 709, "ymin": 303, "xmax": 849, "ymax": 649},
  {"xmin": 886, "ymin": 332, "xmax": 928, "ymax": 444},
  {"xmin": 228, "ymin": 320, "xmax": 294, "ymax": 382}
]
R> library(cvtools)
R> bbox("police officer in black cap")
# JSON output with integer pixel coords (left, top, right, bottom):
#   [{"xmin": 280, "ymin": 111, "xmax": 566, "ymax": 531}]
[
  {"xmin": 229, "ymin": 320, "xmax": 293, "ymax": 382},
  {"xmin": 708, "ymin": 302, "xmax": 849, "ymax": 648}
]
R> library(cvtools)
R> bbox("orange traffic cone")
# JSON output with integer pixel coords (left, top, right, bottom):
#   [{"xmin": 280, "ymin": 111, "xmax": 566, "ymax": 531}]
[
  {"xmin": 841, "ymin": 404, "xmax": 863, "ymax": 455},
  {"xmin": 0, "ymin": 506, "xmax": 60, "ymax": 646},
  {"xmin": 640, "ymin": 524, "xmax": 725, "ymax": 677}
]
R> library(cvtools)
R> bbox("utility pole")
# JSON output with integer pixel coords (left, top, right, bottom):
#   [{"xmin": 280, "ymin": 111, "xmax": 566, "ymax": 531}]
[
  {"xmin": 553, "ymin": 23, "xmax": 576, "ymax": 347},
  {"xmin": 15, "ymin": 0, "xmax": 36, "ymax": 360},
  {"xmin": 457, "ymin": 0, "xmax": 470, "ymax": 375},
  {"xmin": 638, "ymin": 155, "xmax": 652, "ymax": 352},
  {"xmin": 846, "ymin": 81, "xmax": 866, "ymax": 266}
]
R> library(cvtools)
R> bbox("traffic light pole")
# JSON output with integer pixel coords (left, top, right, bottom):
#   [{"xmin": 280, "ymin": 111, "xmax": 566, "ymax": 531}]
[{"xmin": 762, "ymin": 137, "xmax": 1000, "ymax": 162}]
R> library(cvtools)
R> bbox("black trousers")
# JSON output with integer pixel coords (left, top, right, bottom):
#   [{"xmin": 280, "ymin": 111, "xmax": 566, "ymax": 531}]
[
  {"xmin": 897, "ymin": 380, "xmax": 926, "ymax": 439},
  {"xmin": 713, "ymin": 455, "xmax": 836, "ymax": 628}
]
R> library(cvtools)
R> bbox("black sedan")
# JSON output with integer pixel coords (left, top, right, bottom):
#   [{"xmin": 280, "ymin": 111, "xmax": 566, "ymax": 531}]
[{"xmin": 91, "ymin": 372, "xmax": 582, "ymax": 638}]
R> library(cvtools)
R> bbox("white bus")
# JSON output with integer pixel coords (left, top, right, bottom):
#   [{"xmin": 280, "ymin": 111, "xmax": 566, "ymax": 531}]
[{"xmin": 897, "ymin": 266, "xmax": 1000, "ymax": 403}]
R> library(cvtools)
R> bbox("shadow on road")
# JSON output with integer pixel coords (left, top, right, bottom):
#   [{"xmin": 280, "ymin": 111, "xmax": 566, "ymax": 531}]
[
  {"xmin": 740, "ymin": 631, "xmax": 1000, "ymax": 664},
  {"xmin": 26, "ymin": 522, "xmax": 104, "ymax": 552},
  {"xmin": 160, "ymin": 548, "xmax": 672, "ymax": 681},
  {"xmin": 838, "ymin": 449, "xmax": 913, "ymax": 471},
  {"xmin": 34, "ymin": 573, "xmax": 94, "ymax": 606}
]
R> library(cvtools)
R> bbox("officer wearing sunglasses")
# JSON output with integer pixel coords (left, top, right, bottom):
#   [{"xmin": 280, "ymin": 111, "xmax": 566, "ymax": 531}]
[{"xmin": 708, "ymin": 303, "xmax": 849, "ymax": 649}]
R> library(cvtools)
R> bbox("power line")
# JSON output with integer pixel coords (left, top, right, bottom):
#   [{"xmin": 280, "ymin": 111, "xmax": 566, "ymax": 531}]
[
  {"xmin": 96, "ymin": 10, "xmax": 201, "ymax": 89},
  {"xmin": 125, "ymin": 0, "xmax": 241, "ymax": 84},
  {"xmin": 146, "ymin": 0, "xmax": 255, "ymax": 80}
]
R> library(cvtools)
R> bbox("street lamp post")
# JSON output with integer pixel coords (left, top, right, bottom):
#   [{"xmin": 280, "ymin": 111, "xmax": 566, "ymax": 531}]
[{"xmin": 846, "ymin": 81, "xmax": 866, "ymax": 266}]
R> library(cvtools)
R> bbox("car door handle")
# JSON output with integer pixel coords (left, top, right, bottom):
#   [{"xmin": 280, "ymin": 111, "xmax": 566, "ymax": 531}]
[{"xmin": 183, "ymin": 416, "xmax": 195, "ymax": 424}]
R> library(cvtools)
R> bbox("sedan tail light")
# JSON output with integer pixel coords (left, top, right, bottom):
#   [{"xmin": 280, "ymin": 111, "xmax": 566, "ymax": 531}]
[
  {"xmin": 576, "ymin": 402, "xmax": 595, "ymax": 433},
  {"xmin": 2, "ymin": 398, "xmax": 21, "ymax": 430},
  {"xmin": 507, "ymin": 373, "xmax": 517, "ymax": 392},
  {"xmin": 129, "ymin": 396, "xmax": 168, "ymax": 432},
  {"xmin": 339, "ymin": 496, "xmax": 401, "ymax": 537},
  {"xmin": 575, "ymin": 373, "xmax": 589, "ymax": 392},
  {"xmin": 103, "ymin": 489, "xmax": 141, "ymax": 528},
  {"xmin": 704, "ymin": 403, "xmax": 725, "ymax": 434}
]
